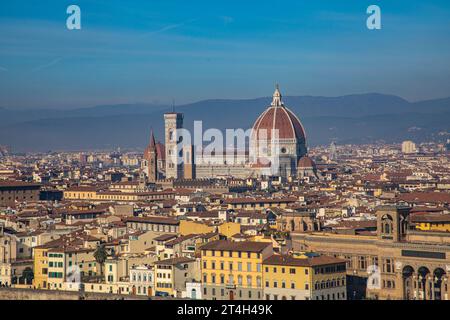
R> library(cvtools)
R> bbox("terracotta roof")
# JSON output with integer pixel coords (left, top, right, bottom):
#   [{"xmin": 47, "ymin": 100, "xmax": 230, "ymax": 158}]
[
  {"xmin": 331, "ymin": 220, "xmax": 377, "ymax": 230},
  {"xmin": 398, "ymin": 192, "xmax": 450, "ymax": 204},
  {"xmin": 155, "ymin": 257, "xmax": 195, "ymax": 265},
  {"xmin": 153, "ymin": 234, "xmax": 178, "ymax": 242},
  {"xmin": 297, "ymin": 156, "xmax": 316, "ymax": 169},
  {"xmin": 165, "ymin": 234, "xmax": 197, "ymax": 246},
  {"xmin": 125, "ymin": 216, "xmax": 179, "ymax": 225},
  {"xmin": 411, "ymin": 213, "xmax": 450, "ymax": 223},
  {"xmin": 200, "ymin": 240, "xmax": 271, "ymax": 253},
  {"xmin": 263, "ymin": 254, "xmax": 346, "ymax": 267},
  {"xmin": 224, "ymin": 197, "xmax": 297, "ymax": 204},
  {"xmin": 0, "ymin": 181, "xmax": 40, "ymax": 189}
]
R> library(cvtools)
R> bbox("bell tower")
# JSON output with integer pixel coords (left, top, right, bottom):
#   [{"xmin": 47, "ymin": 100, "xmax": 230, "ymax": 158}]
[
  {"xmin": 164, "ymin": 112, "xmax": 184, "ymax": 179},
  {"xmin": 377, "ymin": 206, "xmax": 411, "ymax": 242},
  {"xmin": 143, "ymin": 129, "xmax": 158, "ymax": 183}
]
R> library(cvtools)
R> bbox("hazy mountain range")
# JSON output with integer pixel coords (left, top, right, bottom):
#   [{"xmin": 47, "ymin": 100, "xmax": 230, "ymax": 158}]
[{"xmin": 0, "ymin": 93, "xmax": 449, "ymax": 152}]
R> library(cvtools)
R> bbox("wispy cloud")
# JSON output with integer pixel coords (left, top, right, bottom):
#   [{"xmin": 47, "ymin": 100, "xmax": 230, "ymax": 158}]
[
  {"xmin": 32, "ymin": 57, "xmax": 63, "ymax": 72},
  {"xmin": 140, "ymin": 19, "xmax": 196, "ymax": 37},
  {"xmin": 0, "ymin": 66, "xmax": 7, "ymax": 72}
]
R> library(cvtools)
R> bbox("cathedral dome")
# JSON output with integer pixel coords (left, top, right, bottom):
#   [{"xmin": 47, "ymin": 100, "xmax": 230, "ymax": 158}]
[
  {"xmin": 251, "ymin": 86, "xmax": 306, "ymax": 141},
  {"xmin": 297, "ymin": 155, "xmax": 316, "ymax": 169}
]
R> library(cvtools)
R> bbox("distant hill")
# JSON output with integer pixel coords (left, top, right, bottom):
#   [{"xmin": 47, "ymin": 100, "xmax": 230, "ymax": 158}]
[
  {"xmin": 0, "ymin": 103, "xmax": 169, "ymax": 126},
  {"xmin": 0, "ymin": 93, "xmax": 449, "ymax": 152}
]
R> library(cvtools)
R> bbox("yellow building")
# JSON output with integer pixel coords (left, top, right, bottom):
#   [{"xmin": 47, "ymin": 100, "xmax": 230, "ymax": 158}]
[
  {"xmin": 154, "ymin": 257, "xmax": 200, "ymax": 297},
  {"xmin": 33, "ymin": 238, "xmax": 66, "ymax": 289},
  {"xmin": 262, "ymin": 252, "xmax": 347, "ymax": 300},
  {"xmin": 33, "ymin": 246, "xmax": 50, "ymax": 289},
  {"xmin": 179, "ymin": 220, "xmax": 240, "ymax": 239},
  {"xmin": 224, "ymin": 197, "xmax": 297, "ymax": 210},
  {"xmin": 63, "ymin": 187, "xmax": 175, "ymax": 202},
  {"xmin": 46, "ymin": 247, "xmax": 98, "ymax": 290},
  {"xmin": 412, "ymin": 214, "xmax": 450, "ymax": 232},
  {"xmin": 218, "ymin": 222, "xmax": 241, "ymax": 239},
  {"xmin": 200, "ymin": 240, "xmax": 273, "ymax": 300}
]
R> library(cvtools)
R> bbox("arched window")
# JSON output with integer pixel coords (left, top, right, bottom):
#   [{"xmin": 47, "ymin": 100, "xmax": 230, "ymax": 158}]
[
  {"xmin": 381, "ymin": 214, "xmax": 393, "ymax": 235},
  {"xmin": 247, "ymin": 276, "xmax": 252, "ymax": 287}
]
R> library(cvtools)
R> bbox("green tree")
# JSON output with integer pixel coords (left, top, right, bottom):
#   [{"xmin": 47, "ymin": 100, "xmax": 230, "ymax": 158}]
[
  {"xmin": 93, "ymin": 244, "xmax": 108, "ymax": 275},
  {"xmin": 22, "ymin": 267, "xmax": 34, "ymax": 285}
]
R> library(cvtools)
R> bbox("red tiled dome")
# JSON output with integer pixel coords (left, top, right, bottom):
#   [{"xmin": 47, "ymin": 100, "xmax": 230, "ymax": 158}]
[
  {"xmin": 251, "ymin": 87, "xmax": 306, "ymax": 141},
  {"xmin": 297, "ymin": 156, "xmax": 315, "ymax": 168}
]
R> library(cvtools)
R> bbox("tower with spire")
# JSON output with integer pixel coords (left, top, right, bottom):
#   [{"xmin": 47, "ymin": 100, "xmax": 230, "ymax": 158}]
[{"xmin": 143, "ymin": 129, "xmax": 158, "ymax": 183}]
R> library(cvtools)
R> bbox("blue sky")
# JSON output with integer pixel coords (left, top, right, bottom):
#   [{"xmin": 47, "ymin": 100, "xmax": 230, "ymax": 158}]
[{"xmin": 0, "ymin": 0, "xmax": 449, "ymax": 109}]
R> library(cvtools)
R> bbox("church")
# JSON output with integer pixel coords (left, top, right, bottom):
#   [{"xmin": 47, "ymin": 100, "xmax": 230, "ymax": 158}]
[{"xmin": 143, "ymin": 86, "xmax": 316, "ymax": 180}]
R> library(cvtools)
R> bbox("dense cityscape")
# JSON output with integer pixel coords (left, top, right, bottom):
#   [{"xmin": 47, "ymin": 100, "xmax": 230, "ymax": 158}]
[{"xmin": 1, "ymin": 88, "xmax": 450, "ymax": 301}]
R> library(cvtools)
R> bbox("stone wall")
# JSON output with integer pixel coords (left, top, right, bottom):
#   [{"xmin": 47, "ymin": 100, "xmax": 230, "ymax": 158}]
[{"xmin": 0, "ymin": 287, "xmax": 146, "ymax": 300}]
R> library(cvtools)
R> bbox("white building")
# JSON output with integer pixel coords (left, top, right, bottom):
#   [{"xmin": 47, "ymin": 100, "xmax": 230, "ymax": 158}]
[
  {"xmin": 402, "ymin": 140, "xmax": 417, "ymax": 154},
  {"xmin": 129, "ymin": 264, "xmax": 154, "ymax": 296}
]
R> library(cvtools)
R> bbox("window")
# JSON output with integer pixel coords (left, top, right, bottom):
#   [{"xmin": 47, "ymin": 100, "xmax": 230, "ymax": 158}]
[
  {"xmin": 358, "ymin": 256, "xmax": 367, "ymax": 270},
  {"xmin": 289, "ymin": 268, "xmax": 296, "ymax": 274},
  {"xmin": 383, "ymin": 259, "xmax": 393, "ymax": 273}
]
